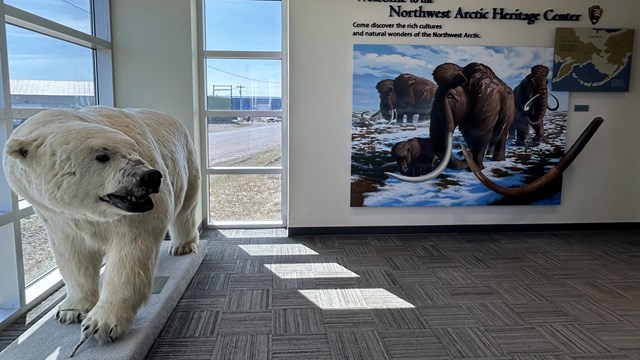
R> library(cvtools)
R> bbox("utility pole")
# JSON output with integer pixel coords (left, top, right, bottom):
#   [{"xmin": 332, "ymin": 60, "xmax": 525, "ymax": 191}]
[{"xmin": 236, "ymin": 85, "xmax": 245, "ymax": 110}]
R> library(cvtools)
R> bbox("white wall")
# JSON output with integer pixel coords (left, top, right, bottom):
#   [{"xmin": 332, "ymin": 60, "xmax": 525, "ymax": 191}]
[
  {"xmin": 110, "ymin": 0, "xmax": 203, "ymax": 224},
  {"xmin": 107, "ymin": 1, "xmax": 640, "ymax": 230},
  {"xmin": 288, "ymin": 0, "xmax": 640, "ymax": 228}
]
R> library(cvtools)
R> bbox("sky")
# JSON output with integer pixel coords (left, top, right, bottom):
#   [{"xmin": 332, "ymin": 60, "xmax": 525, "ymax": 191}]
[
  {"xmin": 5, "ymin": 0, "xmax": 283, "ymax": 98},
  {"xmin": 353, "ymin": 44, "xmax": 568, "ymax": 111},
  {"xmin": 6, "ymin": 0, "xmax": 93, "ymax": 81}
]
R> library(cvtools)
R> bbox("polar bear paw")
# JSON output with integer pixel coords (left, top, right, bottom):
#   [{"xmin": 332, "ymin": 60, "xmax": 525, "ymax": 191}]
[
  {"xmin": 80, "ymin": 305, "xmax": 131, "ymax": 344},
  {"xmin": 54, "ymin": 298, "xmax": 96, "ymax": 324},
  {"xmin": 168, "ymin": 240, "xmax": 198, "ymax": 256}
]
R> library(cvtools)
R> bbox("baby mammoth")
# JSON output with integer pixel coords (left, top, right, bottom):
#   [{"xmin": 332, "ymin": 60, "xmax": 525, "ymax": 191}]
[{"xmin": 390, "ymin": 137, "xmax": 437, "ymax": 177}]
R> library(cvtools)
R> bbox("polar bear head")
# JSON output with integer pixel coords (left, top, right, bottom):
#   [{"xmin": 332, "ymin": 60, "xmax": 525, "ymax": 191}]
[{"xmin": 3, "ymin": 119, "xmax": 162, "ymax": 220}]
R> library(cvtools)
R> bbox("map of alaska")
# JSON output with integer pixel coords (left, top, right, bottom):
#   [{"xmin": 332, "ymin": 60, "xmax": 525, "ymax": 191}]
[{"xmin": 553, "ymin": 28, "xmax": 634, "ymax": 91}]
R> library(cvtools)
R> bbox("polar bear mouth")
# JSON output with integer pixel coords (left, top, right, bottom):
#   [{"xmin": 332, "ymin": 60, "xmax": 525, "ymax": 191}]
[{"xmin": 99, "ymin": 193, "xmax": 155, "ymax": 213}]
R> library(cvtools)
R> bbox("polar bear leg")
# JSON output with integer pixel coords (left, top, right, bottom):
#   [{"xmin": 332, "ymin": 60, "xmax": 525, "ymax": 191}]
[
  {"xmin": 80, "ymin": 234, "xmax": 163, "ymax": 343},
  {"xmin": 168, "ymin": 173, "xmax": 200, "ymax": 256},
  {"xmin": 50, "ymin": 232, "xmax": 102, "ymax": 324}
]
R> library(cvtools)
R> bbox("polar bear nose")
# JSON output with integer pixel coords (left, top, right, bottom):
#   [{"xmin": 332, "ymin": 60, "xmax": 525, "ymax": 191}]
[{"xmin": 140, "ymin": 169, "xmax": 163, "ymax": 193}]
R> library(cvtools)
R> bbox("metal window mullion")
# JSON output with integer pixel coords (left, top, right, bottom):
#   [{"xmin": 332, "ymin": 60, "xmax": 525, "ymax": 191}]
[
  {"xmin": 4, "ymin": 4, "xmax": 110, "ymax": 50},
  {"xmin": 204, "ymin": 50, "xmax": 281, "ymax": 60},
  {"xmin": 205, "ymin": 110, "xmax": 282, "ymax": 118},
  {"xmin": 92, "ymin": 0, "xmax": 114, "ymax": 106},
  {"xmin": 0, "ymin": 1, "xmax": 26, "ymax": 326},
  {"xmin": 280, "ymin": 0, "xmax": 289, "ymax": 227},
  {"xmin": 208, "ymin": 167, "xmax": 282, "ymax": 175}
]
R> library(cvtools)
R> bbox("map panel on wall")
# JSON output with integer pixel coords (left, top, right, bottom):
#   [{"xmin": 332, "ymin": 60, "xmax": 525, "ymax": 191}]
[{"xmin": 552, "ymin": 27, "xmax": 634, "ymax": 91}]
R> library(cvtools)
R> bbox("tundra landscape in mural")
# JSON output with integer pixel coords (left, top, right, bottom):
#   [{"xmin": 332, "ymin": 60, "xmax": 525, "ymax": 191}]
[{"xmin": 351, "ymin": 44, "xmax": 570, "ymax": 207}]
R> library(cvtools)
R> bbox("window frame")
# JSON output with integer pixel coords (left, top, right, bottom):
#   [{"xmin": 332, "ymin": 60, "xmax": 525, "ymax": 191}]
[
  {"xmin": 198, "ymin": 0, "xmax": 288, "ymax": 229},
  {"xmin": 0, "ymin": 0, "xmax": 113, "ymax": 330}
]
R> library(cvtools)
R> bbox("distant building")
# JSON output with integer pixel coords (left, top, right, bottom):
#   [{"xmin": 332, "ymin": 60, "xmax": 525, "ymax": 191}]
[{"xmin": 10, "ymin": 79, "xmax": 95, "ymax": 109}]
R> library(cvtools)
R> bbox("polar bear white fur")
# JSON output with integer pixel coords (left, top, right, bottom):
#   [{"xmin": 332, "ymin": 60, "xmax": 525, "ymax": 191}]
[{"xmin": 2, "ymin": 106, "xmax": 200, "ymax": 343}]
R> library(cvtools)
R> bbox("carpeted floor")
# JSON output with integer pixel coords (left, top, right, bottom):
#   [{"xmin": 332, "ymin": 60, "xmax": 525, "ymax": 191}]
[
  {"xmin": 3, "ymin": 229, "xmax": 640, "ymax": 359},
  {"xmin": 144, "ymin": 229, "xmax": 640, "ymax": 359}
]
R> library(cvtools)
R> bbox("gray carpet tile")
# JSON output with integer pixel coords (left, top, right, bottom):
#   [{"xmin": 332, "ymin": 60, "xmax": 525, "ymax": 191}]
[
  {"xmin": 321, "ymin": 310, "xmax": 378, "ymax": 331},
  {"xmin": 370, "ymin": 308, "xmax": 429, "ymax": 330},
  {"xmin": 5, "ymin": 229, "xmax": 640, "ymax": 360},
  {"xmin": 402, "ymin": 283, "xmax": 457, "ymax": 305},
  {"xmin": 432, "ymin": 267, "xmax": 482, "ymax": 285},
  {"xmin": 432, "ymin": 326, "xmax": 505, "ymax": 358},
  {"xmin": 271, "ymin": 334, "xmax": 333, "ymax": 360},
  {"xmin": 388, "ymin": 269, "xmax": 439, "ymax": 285},
  {"xmin": 485, "ymin": 326, "xmax": 563, "ymax": 355},
  {"xmin": 224, "ymin": 289, "xmax": 271, "ymax": 310},
  {"xmin": 145, "ymin": 338, "xmax": 216, "ymax": 360},
  {"xmin": 216, "ymin": 311, "xmax": 273, "ymax": 334},
  {"xmin": 418, "ymin": 304, "xmax": 481, "ymax": 328},
  {"xmin": 327, "ymin": 330, "xmax": 390, "ymax": 360},
  {"xmin": 158, "ymin": 310, "xmax": 220, "ymax": 338},
  {"xmin": 444, "ymin": 284, "xmax": 503, "ymax": 303},
  {"xmin": 585, "ymin": 323, "xmax": 640, "ymax": 351},
  {"xmin": 210, "ymin": 334, "xmax": 270, "ymax": 360},
  {"xmin": 463, "ymin": 302, "xmax": 528, "ymax": 327},
  {"xmin": 537, "ymin": 324, "xmax": 619, "ymax": 354},
  {"xmin": 273, "ymin": 308, "xmax": 325, "ymax": 334},
  {"xmin": 473, "ymin": 268, "xmax": 525, "ymax": 283},
  {"xmin": 356, "ymin": 269, "xmax": 399, "ymax": 287},
  {"xmin": 525, "ymin": 281, "xmax": 589, "ymax": 300},
  {"xmin": 491, "ymin": 283, "xmax": 549, "ymax": 303},
  {"xmin": 379, "ymin": 329, "xmax": 449, "ymax": 359},
  {"xmin": 509, "ymin": 302, "xmax": 578, "ymax": 325}
]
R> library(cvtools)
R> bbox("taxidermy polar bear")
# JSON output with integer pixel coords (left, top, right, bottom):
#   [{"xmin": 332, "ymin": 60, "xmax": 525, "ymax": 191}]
[{"xmin": 3, "ymin": 106, "xmax": 200, "ymax": 344}]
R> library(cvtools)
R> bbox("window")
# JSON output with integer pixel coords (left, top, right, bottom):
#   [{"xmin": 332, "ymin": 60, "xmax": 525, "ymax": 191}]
[
  {"xmin": 202, "ymin": 0, "xmax": 287, "ymax": 227},
  {"xmin": 0, "ymin": 0, "xmax": 112, "ymax": 330}
]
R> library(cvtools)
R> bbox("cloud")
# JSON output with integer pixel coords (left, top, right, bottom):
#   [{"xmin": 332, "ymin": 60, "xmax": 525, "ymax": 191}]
[
  {"xmin": 353, "ymin": 51, "xmax": 427, "ymax": 77},
  {"xmin": 384, "ymin": 45, "xmax": 554, "ymax": 88}
]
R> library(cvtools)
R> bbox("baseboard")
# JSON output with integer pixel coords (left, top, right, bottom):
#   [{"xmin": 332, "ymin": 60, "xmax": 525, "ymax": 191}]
[{"xmin": 287, "ymin": 222, "xmax": 640, "ymax": 236}]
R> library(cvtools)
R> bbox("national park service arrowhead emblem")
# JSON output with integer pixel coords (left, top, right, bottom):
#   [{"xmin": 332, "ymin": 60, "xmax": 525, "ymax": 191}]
[{"xmin": 589, "ymin": 5, "xmax": 603, "ymax": 25}]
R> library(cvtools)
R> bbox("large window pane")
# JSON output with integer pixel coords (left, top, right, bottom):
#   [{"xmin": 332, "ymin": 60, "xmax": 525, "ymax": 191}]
[
  {"xmin": 206, "ymin": 59, "xmax": 281, "ymax": 111},
  {"xmin": 21, "ymin": 215, "xmax": 55, "ymax": 285},
  {"xmin": 5, "ymin": 0, "xmax": 92, "ymax": 34},
  {"xmin": 208, "ymin": 116, "xmax": 282, "ymax": 167},
  {"xmin": 204, "ymin": 0, "xmax": 281, "ymax": 52},
  {"xmin": 209, "ymin": 174, "xmax": 281, "ymax": 222},
  {"xmin": 7, "ymin": 25, "xmax": 95, "ymax": 109}
]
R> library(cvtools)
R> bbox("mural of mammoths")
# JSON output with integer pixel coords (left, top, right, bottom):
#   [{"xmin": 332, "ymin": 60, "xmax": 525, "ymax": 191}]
[
  {"xmin": 390, "ymin": 137, "xmax": 437, "ymax": 176},
  {"xmin": 386, "ymin": 62, "xmax": 514, "ymax": 183},
  {"xmin": 509, "ymin": 65, "xmax": 560, "ymax": 146},
  {"xmin": 375, "ymin": 73, "xmax": 437, "ymax": 124}
]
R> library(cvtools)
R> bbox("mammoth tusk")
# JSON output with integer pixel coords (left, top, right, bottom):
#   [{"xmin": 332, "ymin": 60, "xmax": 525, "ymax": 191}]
[
  {"xmin": 381, "ymin": 161, "xmax": 397, "ymax": 169},
  {"xmin": 462, "ymin": 117, "xmax": 604, "ymax": 197},
  {"xmin": 523, "ymin": 93, "xmax": 540, "ymax": 112},
  {"xmin": 386, "ymin": 108, "xmax": 397, "ymax": 125},
  {"xmin": 385, "ymin": 133, "xmax": 453, "ymax": 183},
  {"xmin": 547, "ymin": 93, "xmax": 560, "ymax": 111},
  {"xmin": 370, "ymin": 109, "xmax": 381, "ymax": 120}
]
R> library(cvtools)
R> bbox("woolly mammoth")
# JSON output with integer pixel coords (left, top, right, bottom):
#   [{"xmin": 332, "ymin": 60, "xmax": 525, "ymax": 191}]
[
  {"xmin": 509, "ymin": 65, "xmax": 560, "ymax": 146},
  {"xmin": 386, "ymin": 62, "xmax": 515, "ymax": 183},
  {"xmin": 389, "ymin": 137, "xmax": 437, "ymax": 177},
  {"xmin": 375, "ymin": 73, "xmax": 437, "ymax": 124}
]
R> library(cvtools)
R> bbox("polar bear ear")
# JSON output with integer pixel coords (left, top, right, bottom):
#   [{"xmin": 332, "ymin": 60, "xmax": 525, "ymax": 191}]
[{"xmin": 4, "ymin": 136, "xmax": 44, "ymax": 160}]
